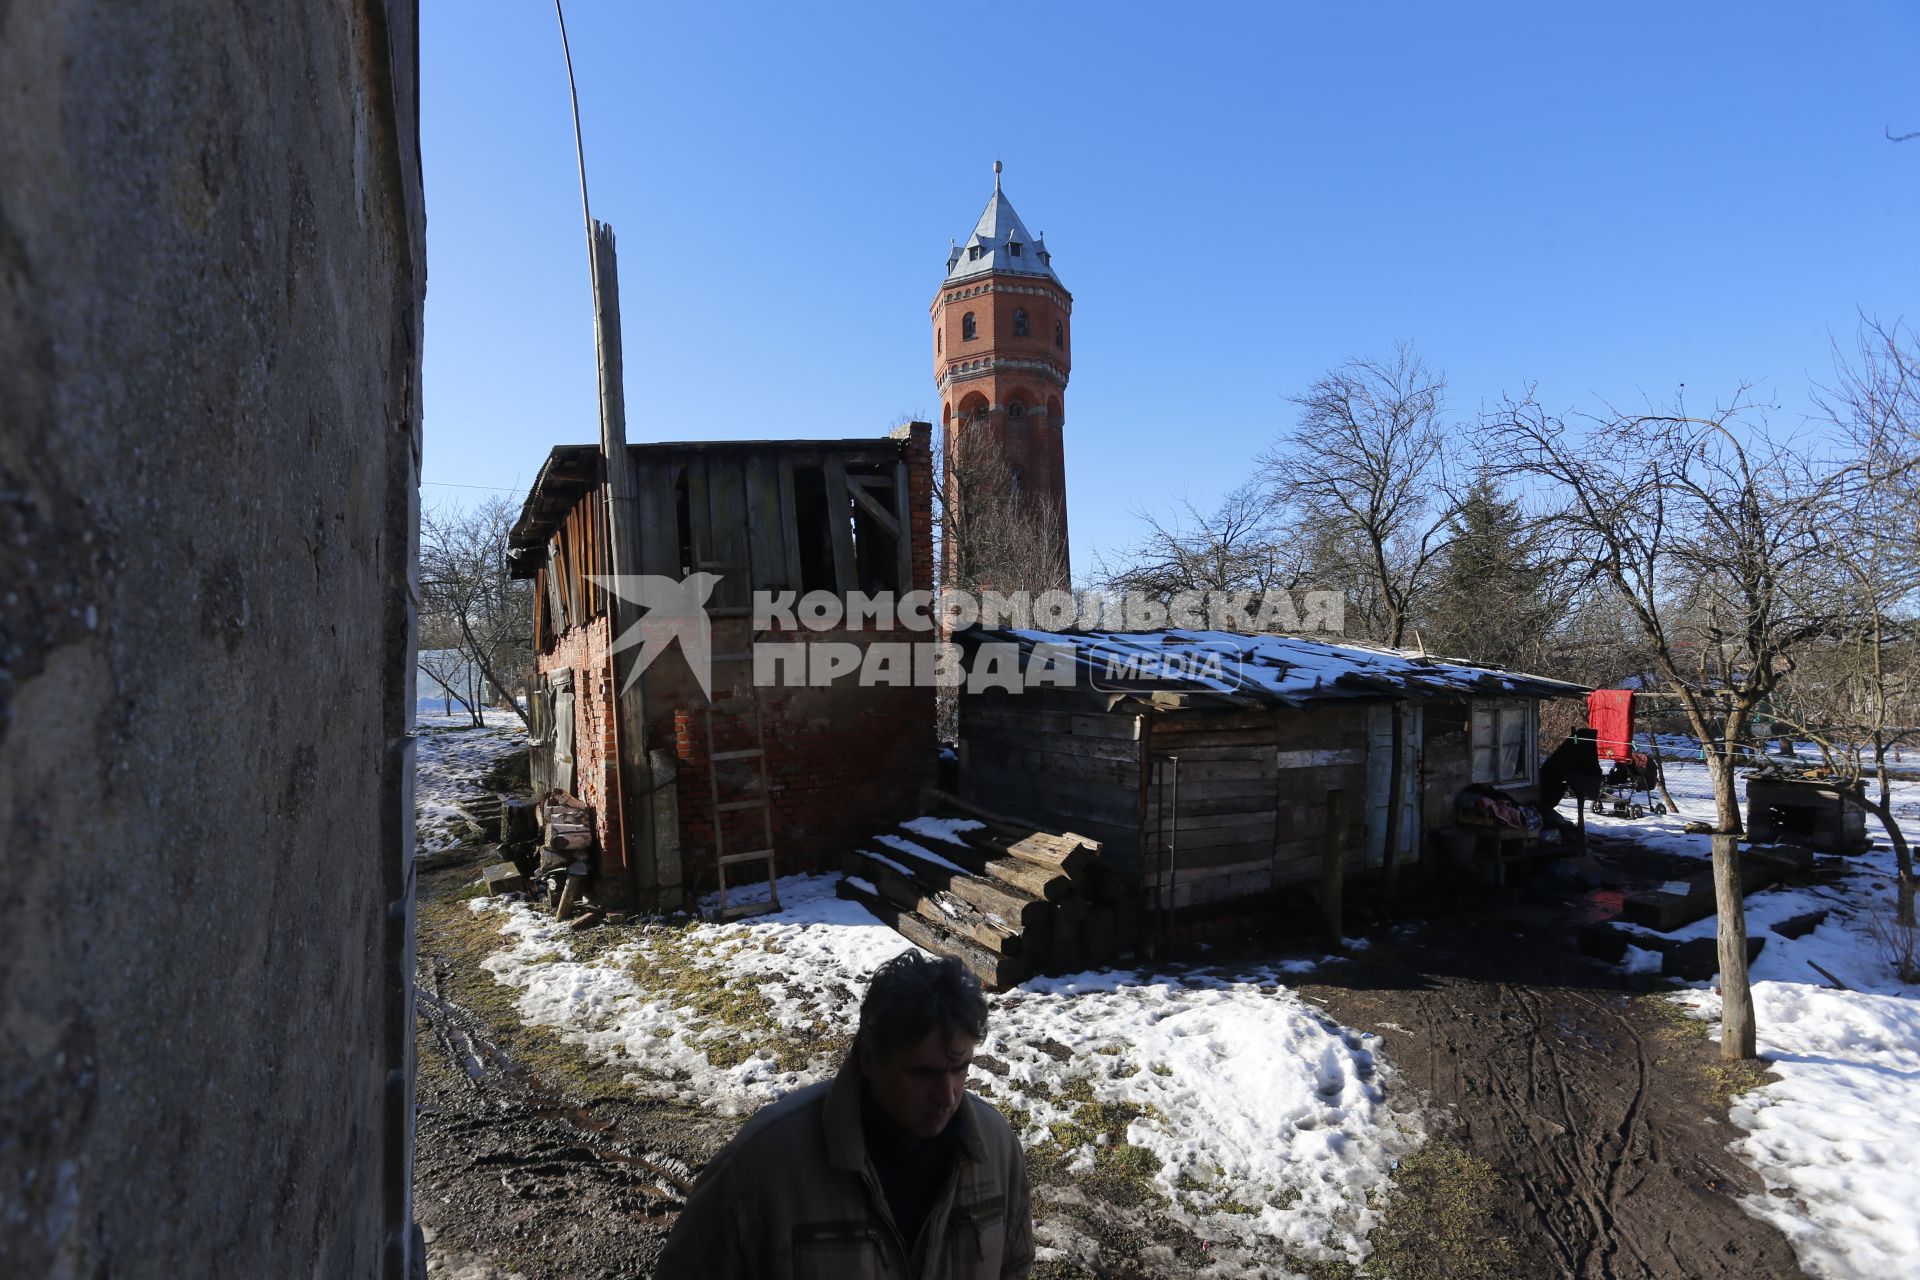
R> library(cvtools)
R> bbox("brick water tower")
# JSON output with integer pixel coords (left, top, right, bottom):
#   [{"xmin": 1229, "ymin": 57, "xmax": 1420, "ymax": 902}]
[{"xmin": 932, "ymin": 162, "xmax": 1072, "ymax": 578}]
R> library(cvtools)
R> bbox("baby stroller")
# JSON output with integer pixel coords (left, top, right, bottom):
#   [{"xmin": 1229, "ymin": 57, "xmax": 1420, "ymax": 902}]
[{"xmin": 1588, "ymin": 689, "xmax": 1667, "ymax": 818}]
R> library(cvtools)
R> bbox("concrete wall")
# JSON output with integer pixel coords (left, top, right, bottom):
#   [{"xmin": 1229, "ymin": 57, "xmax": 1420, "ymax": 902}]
[{"xmin": 0, "ymin": 4, "xmax": 425, "ymax": 1277}]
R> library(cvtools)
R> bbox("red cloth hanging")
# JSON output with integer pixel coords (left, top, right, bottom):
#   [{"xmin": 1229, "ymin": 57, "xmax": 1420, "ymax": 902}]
[{"xmin": 1587, "ymin": 689, "xmax": 1635, "ymax": 762}]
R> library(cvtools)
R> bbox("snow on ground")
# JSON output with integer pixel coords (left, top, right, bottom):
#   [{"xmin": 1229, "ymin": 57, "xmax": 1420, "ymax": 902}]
[
  {"xmin": 414, "ymin": 709, "xmax": 525, "ymax": 852},
  {"xmin": 1578, "ymin": 757, "xmax": 1920, "ymax": 1279},
  {"xmin": 463, "ymin": 875, "xmax": 1413, "ymax": 1274}
]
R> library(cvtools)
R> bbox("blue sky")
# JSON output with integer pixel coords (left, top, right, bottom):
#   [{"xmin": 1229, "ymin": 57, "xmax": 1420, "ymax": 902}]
[{"xmin": 422, "ymin": 1, "xmax": 1918, "ymax": 580}]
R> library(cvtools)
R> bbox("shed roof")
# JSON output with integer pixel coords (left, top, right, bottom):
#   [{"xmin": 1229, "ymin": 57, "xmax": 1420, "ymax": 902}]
[{"xmin": 957, "ymin": 627, "xmax": 1589, "ymax": 709}]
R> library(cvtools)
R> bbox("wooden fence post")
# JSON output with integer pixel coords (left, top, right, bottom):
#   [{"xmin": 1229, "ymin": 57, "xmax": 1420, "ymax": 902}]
[{"xmin": 1320, "ymin": 789, "xmax": 1349, "ymax": 951}]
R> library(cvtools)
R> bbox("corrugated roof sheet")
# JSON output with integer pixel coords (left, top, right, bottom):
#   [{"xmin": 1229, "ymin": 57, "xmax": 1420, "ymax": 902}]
[{"xmin": 957, "ymin": 627, "xmax": 1589, "ymax": 708}]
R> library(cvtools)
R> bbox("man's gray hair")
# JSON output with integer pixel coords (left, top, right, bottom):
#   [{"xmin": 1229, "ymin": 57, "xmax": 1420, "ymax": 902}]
[{"xmin": 855, "ymin": 952, "xmax": 989, "ymax": 1062}]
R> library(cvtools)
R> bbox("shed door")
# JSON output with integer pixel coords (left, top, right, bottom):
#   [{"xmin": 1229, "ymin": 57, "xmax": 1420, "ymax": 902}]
[{"xmin": 1365, "ymin": 704, "xmax": 1422, "ymax": 867}]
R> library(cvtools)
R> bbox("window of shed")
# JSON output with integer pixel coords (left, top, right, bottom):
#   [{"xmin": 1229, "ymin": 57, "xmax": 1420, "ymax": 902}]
[{"xmin": 1471, "ymin": 700, "xmax": 1536, "ymax": 786}]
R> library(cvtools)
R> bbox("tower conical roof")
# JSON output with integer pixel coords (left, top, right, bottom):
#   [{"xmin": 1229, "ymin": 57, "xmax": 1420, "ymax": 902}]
[{"xmin": 944, "ymin": 165, "xmax": 1059, "ymax": 285}]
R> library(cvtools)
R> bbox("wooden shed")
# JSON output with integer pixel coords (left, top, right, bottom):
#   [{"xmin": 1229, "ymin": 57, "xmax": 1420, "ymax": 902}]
[
  {"xmin": 506, "ymin": 426, "xmax": 937, "ymax": 912},
  {"xmin": 952, "ymin": 628, "xmax": 1587, "ymax": 940}
]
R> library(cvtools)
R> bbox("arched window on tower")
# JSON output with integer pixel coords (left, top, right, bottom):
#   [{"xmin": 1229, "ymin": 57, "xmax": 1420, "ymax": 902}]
[
  {"xmin": 962, "ymin": 312, "xmax": 977, "ymax": 341},
  {"xmin": 936, "ymin": 327, "xmax": 942, "ymax": 353},
  {"xmin": 1054, "ymin": 319, "xmax": 1064, "ymax": 348},
  {"xmin": 1013, "ymin": 309, "xmax": 1029, "ymax": 337},
  {"xmin": 1011, "ymin": 468, "xmax": 1024, "ymax": 495},
  {"xmin": 1007, "ymin": 401, "xmax": 1026, "ymax": 421}
]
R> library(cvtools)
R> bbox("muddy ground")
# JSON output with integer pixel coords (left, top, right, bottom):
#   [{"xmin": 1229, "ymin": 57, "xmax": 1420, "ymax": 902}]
[
  {"xmin": 1300, "ymin": 843, "xmax": 1805, "ymax": 1280},
  {"xmin": 413, "ymin": 754, "xmax": 1805, "ymax": 1279}
]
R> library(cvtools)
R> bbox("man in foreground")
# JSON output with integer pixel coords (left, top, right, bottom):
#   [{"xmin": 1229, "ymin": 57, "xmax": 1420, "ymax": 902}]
[{"xmin": 655, "ymin": 951, "xmax": 1033, "ymax": 1278}]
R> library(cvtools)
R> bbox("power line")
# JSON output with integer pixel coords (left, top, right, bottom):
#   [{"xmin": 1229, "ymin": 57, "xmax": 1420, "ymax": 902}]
[{"xmin": 422, "ymin": 480, "xmax": 522, "ymax": 493}]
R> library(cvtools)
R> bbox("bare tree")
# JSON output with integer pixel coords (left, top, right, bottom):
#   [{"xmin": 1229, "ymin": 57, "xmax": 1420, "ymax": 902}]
[
  {"xmin": 1260, "ymin": 344, "xmax": 1459, "ymax": 647},
  {"xmin": 1484, "ymin": 392, "xmax": 1857, "ymax": 1059},
  {"xmin": 1097, "ymin": 483, "xmax": 1304, "ymax": 601},
  {"xmin": 935, "ymin": 430, "xmax": 1069, "ymax": 595},
  {"xmin": 419, "ymin": 497, "xmax": 535, "ymax": 732},
  {"xmin": 1767, "ymin": 318, "xmax": 1920, "ymax": 929},
  {"xmin": 418, "ymin": 614, "xmax": 488, "ymax": 725}
]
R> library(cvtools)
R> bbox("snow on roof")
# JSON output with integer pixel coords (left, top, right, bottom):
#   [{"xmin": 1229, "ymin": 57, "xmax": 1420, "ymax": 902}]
[{"xmin": 960, "ymin": 627, "xmax": 1589, "ymax": 708}]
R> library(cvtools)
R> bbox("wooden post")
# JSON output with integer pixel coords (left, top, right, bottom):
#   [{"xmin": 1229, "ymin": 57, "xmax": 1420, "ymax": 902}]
[
  {"xmin": 588, "ymin": 223, "xmax": 671, "ymax": 911},
  {"xmin": 555, "ymin": 5, "xmax": 670, "ymax": 911},
  {"xmin": 1381, "ymin": 707, "xmax": 1406, "ymax": 899},
  {"xmin": 1711, "ymin": 832, "xmax": 1757, "ymax": 1059},
  {"xmin": 1320, "ymin": 789, "xmax": 1348, "ymax": 951}
]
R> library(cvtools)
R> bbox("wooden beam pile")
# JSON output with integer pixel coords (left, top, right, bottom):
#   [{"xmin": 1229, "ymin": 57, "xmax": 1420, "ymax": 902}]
[{"xmin": 835, "ymin": 789, "xmax": 1142, "ymax": 990}]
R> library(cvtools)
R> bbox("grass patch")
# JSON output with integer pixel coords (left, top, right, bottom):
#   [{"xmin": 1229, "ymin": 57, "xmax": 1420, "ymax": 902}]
[
  {"xmin": 1701, "ymin": 1059, "xmax": 1775, "ymax": 1106},
  {"xmin": 1364, "ymin": 1139, "xmax": 1513, "ymax": 1280},
  {"xmin": 1030, "ymin": 1262, "xmax": 1101, "ymax": 1280},
  {"xmin": 1021, "ymin": 1073, "xmax": 1165, "ymax": 1203},
  {"xmin": 1638, "ymin": 994, "xmax": 1711, "ymax": 1041},
  {"xmin": 623, "ymin": 926, "xmax": 849, "ymax": 1072}
]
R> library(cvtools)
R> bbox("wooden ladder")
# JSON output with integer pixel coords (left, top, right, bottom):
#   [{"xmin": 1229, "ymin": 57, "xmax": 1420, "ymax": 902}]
[{"xmin": 704, "ymin": 658, "xmax": 779, "ymax": 920}]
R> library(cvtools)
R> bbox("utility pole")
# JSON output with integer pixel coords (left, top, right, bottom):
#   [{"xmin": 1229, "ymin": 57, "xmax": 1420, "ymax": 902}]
[{"xmin": 555, "ymin": 2, "xmax": 674, "ymax": 909}]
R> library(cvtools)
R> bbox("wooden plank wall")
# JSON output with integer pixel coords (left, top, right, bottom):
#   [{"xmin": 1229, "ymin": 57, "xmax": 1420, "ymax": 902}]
[
  {"xmin": 956, "ymin": 689, "xmax": 1144, "ymax": 866},
  {"xmin": 1420, "ymin": 699, "xmax": 1472, "ymax": 832},
  {"xmin": 535, "ymin": 487, "xmax": 609, "ymax": 649},
  {"xmin": 1142, "ymin": 705, "xmax": 1369, "ymax": 911},
  {"xmin": 629, "ymin": 446, "xmax": 911, "ymax": 603}
]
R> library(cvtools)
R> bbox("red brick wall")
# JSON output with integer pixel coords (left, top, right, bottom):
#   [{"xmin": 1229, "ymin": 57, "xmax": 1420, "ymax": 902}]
[{"xmin": 534, "ymin": 614, "xmax": 626, "ymax": 883}]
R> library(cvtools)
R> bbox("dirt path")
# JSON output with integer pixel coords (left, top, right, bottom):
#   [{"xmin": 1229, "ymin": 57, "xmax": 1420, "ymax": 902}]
[
  {"xmin": 1303, "ymin": 865, "xmax": 1804, "ymax": 1280},
  {"xmin": 412, "ymin": 885, "xmax": 736, "ymax": 1279}
]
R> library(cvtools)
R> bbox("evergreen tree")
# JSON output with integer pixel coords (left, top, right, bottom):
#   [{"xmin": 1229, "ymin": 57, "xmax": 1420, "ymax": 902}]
[{"xmin": 1423, "ymin": 479, "xmax": 1551, "ymax": 666}]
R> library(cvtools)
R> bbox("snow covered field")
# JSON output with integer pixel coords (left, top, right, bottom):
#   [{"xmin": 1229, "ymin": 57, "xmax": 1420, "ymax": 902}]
[
  {"xmin": 413, "ymin": 710, "xmax": 524, "ymax": 852},
  {"xmin": 1579, "ymin": 758, "xmax": 1920, "ymax": 1280},
  {"xmin": 464, "ymin": 877, "xmax": 1414, "ymax": 1274}
]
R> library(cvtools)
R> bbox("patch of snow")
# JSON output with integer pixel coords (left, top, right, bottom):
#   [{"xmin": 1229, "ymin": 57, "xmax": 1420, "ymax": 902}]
[
  {"xmin": 463, "ymin": 875, "xmax": 1414, "ymax": 1272},
  {"xmin": 1620, "ymin": 945, "xmax": 1665, "ymax": 975},
  {"xmin": 874, "ymin": 832, "xmax": 971, "ymax": 875},
  {"xmin": 412, "ymin": 710, "xmax": 525, "ymax": 853},
  {"xmin": 900, "ymin": 816, "xmax": 988, "ymax": 846}
]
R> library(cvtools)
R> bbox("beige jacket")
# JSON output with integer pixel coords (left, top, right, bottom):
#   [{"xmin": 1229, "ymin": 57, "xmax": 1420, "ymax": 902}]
[{"xmin": 654, "ymin": 1058, "xmax": 1033, "ymax": 1279}]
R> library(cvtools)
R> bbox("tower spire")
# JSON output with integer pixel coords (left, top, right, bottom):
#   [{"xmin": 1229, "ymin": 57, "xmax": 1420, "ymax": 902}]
[{"xmin": 994, "ymin": 158, "xmax": 1002, "ymax": 191}]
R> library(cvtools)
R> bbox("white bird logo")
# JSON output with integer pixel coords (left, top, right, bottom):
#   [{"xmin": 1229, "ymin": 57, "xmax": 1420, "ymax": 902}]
[{"xmin": 590, "ymin": 573, "xmax": 724, "ymax": 699}]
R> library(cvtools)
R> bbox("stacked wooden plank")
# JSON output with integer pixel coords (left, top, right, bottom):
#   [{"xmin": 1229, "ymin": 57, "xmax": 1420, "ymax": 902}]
[{"xmin": 835, "ymin": 789, "xmax": 1143, "ymax": 990}]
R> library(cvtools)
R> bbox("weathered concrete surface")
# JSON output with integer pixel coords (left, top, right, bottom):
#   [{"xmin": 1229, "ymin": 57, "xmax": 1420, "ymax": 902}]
[{"xmin": 0, "ymin": 3, "xmax": 425, "ymax": 1276}]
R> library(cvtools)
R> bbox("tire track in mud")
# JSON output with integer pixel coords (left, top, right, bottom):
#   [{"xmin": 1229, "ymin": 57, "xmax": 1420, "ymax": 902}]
[
  {"xmin": 1310, "ymin": 906, "xmax": 1804, "ymax": 1280},
  {"xmin": 411, "ymin": 937, "xmax": 734, "ymax": 1279}
]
